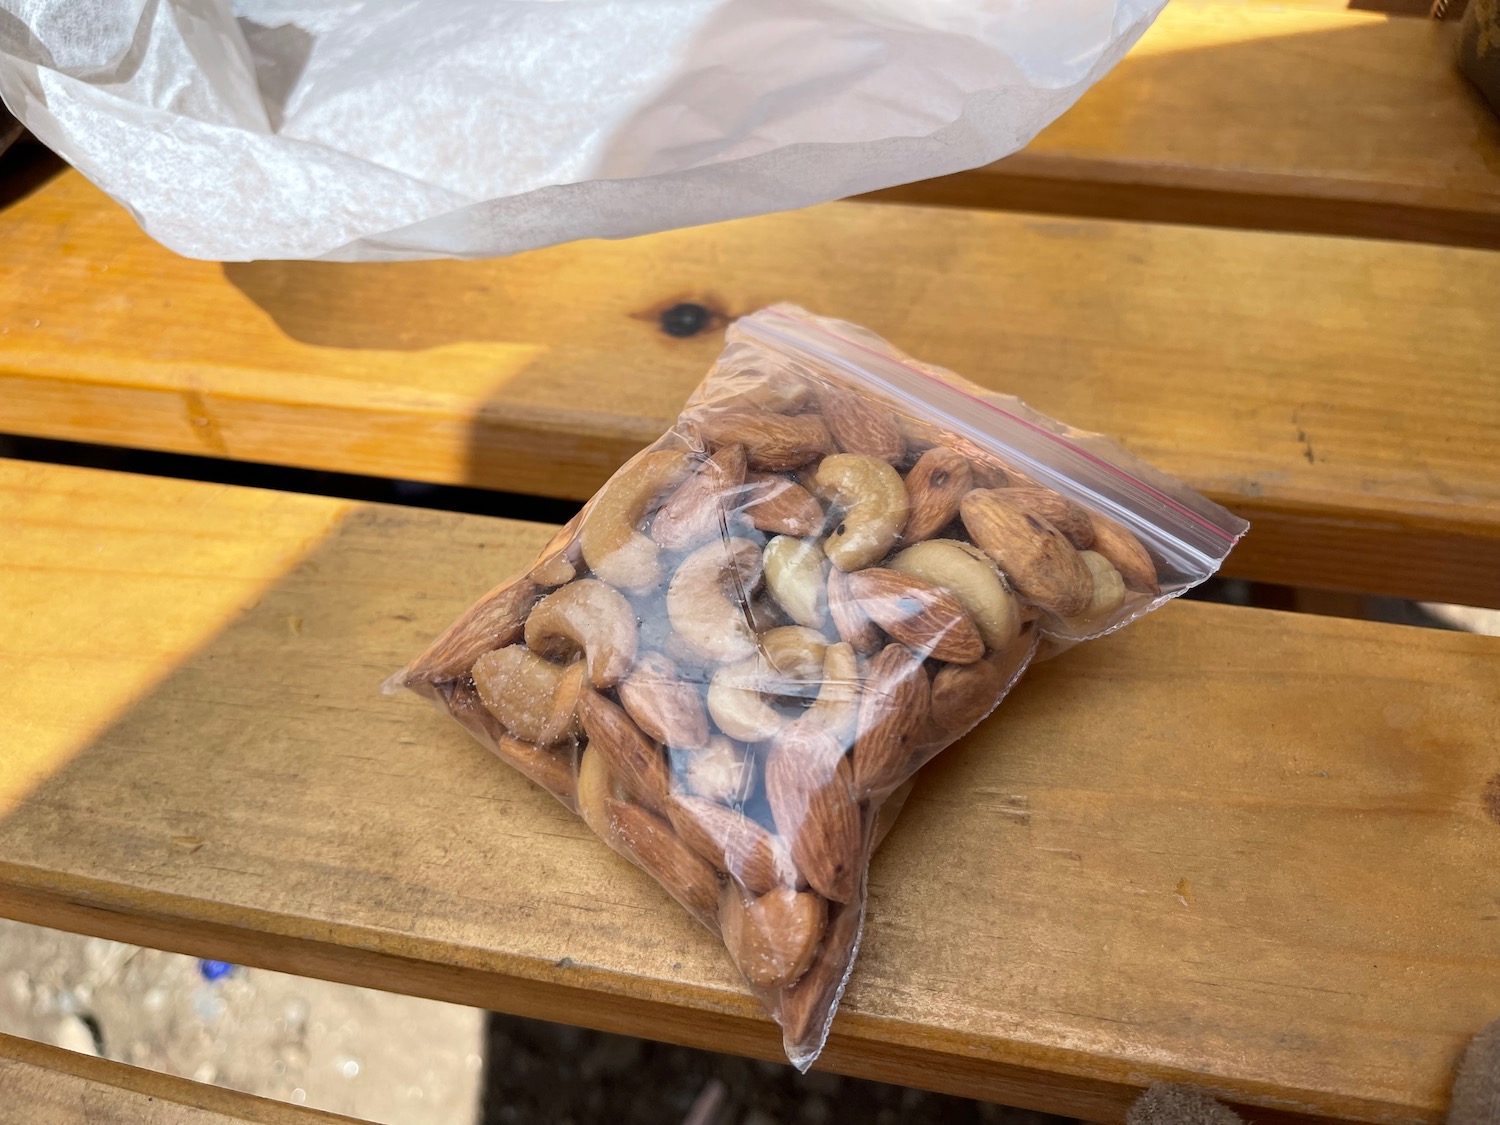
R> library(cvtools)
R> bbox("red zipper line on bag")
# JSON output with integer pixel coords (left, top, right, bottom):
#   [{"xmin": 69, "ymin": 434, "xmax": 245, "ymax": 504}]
[{"xmin": 762, "ymin": 306, "xmax": 1238, "ymax": 547}]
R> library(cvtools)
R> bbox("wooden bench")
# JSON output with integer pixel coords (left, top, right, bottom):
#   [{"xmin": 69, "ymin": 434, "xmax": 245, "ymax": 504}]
[
  {"xmin": 2, "ymin": 2, "xmax": 1498, "ymax": 1121},
  {"xmin": 3, "ymin": 459, "xmax": 1497, "ymax": 1125},
  {"xmin": 875, "ymin": 0, "xmax": 1500, "ymax": 248},
  {"xmin": 0, "ymin": 1032, "xmax": 365, "ymax": 1124},
  {"xmin": 2, "ymin": 172, "xmax": 1498, "ymax": 609}
]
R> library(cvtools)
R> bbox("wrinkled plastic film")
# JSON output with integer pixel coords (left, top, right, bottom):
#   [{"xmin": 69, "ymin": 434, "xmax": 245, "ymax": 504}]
[
  {"xmin": 0, "ymin": 1, "xmax": 1166, "ymax": 261},
  {"xmin": 391, "ymin": 306, "xmax": 1246, "ymax": 1067}
]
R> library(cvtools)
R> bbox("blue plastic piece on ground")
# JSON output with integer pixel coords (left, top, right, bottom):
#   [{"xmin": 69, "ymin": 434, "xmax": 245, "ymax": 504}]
[{"xmin": 198, "ymin": 959, "xmax": 234, "ymax": 982}]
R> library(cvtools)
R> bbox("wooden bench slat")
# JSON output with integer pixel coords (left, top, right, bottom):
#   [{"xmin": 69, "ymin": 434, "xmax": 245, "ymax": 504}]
[
  {"xmin": 877, "ymin": 1, "xmax": 1500, "ymax": 248},
  {"xmin": 2, "ymin": 459, "xmax": 1495, "ymax": 1125},
  {"xmin": 3, "ymin": 175, "xmax": 1499, "ymax": 608},
  {"xmin": 0, "ymin": 1032, "xmax": 367, "ymax": 1124}
]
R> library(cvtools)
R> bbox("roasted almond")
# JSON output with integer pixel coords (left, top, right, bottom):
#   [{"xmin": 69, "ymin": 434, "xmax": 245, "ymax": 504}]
[
  {"xmin": 1087, "ymin": 511, "xmax": 1160, "ymax": 594},
  {"xmin": 765, "ymin": 724, "xmax": 861, "ymax": 903},
  {"xmin": 927, "ymin": 654, "xmax": 1005, "ymax": 739},
  {"xmin": 818, "ymin": 385, "xmax": 904, "ymax": 464},
  {"xmin": 651, "ymin": 444, "xmax": 748, "ymax": 551},
  {"xmin": 942, "ymin": 433, "xmax": 1013, "ymax": 489},
  {"xmin": 901, "ymin": 447, "xmax": 972, "ymax": 543},
  {"xmin": 853, "ymin": 643, "xmax": 931, "ymax": 797},
  {"xmin": 1001, "ymin": 486, "xmax": 1094, "ymax": 550},
  {"xmin": 695, "ymin": 411, "xmax": 832, "ymax": 471},
  {"xmin": 579, "ymin": 687, "xmax": 670, "ymax": 814},
  {"xmin": 721, "ymin": 886, "xmax": 826, "ymax": 990},
  {"xmin": 403, "ymin": 578, "xmax": 541, "ymax": 686},
  {"xmin": 736, "ymin": 472, "xmax": 825, "ymax": 537},
  {"xmin": 668, "ymin": 795, "xmax": 799, "ymax": 894},
  {"xmin": 844, "ymin": 568, "xmax": 984, "ymax": 664},
  {"xmin": 826, "ymin": 568, "xmax": 882, "ymax": 655},
  {"xmin": 604, "ymin": 798, "xmax": 722, "ymax": 923},
  {"xmin": 618, "ymin": 652, "xmax": 710, "ymax": 751},
  {"xmin": 960, "ymin": 490, "xmax": 1093, "ymax": 617},
  {"xmin": 781, "ymin": 899, "xmax": 862, "ymax": 1044}
]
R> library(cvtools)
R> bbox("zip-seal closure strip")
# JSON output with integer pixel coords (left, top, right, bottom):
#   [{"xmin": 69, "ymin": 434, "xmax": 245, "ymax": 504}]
[{"xmin": 738, "ymin": 307, "xmax": 1245, "ymax": 582}]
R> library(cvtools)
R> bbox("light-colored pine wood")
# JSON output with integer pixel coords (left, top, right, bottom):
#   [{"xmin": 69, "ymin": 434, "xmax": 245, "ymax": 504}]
[
  {"xmin": 3, "ymin": 174, "xmax": 1498, "ymax": 608},
  {"xmin": 2, "ymin": 460, "xmax": 1495, "ymax": 1125},
  {"xmin": 0, "ymin": 1032, "xmax": 367, "ymax": 1125},
  {"xmin": 870, "ymin": 1, "xmax": 1500, "ymax": 247}
]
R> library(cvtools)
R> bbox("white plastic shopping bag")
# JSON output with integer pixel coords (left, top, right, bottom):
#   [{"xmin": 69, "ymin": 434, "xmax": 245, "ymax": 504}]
[{"xmin": 0, "ymin": 0, "xmax": 1166, "ymax": 261}]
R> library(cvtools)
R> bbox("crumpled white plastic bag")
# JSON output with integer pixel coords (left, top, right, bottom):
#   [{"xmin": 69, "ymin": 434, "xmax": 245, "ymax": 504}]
[{"xmin": 0, "ymin": 0, "xmax": 1165, "ymax": 261}]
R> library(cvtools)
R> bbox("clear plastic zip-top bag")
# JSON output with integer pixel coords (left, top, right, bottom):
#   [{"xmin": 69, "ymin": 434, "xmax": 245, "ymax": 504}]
[{"xmin": 391, "ymin": 305, "xmax": 1247, "ymax": 1068}]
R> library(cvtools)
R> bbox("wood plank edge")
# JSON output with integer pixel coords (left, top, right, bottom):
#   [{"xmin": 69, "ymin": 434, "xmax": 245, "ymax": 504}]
[
  {"xmin": 860, "ymin": 167, "xmax": 1500, "ymax": 252},
  {"xmin": 0, "ymin": 876, "xmax": 1426, "ymax": 1125},
  {"xmin": 0, "ymin": 1030, "xmax": 369, "ymax": 1124}
]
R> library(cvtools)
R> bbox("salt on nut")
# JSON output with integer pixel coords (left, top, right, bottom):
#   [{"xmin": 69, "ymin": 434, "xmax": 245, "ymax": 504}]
[
  {"xmin": 472, "ymin": 645, "xmax": 586, "ymax": 745},
  {"xmin": 579, "ymin": 449, "xmax": 693, "ymax": 592},
  {"xmin": 721, "ymin": 886, "xmax": 826, "ymax": 989},
  {"xmin": 672, "ymin": 735, "xmax": 754, "ymax": 805},
  {"xmin": 814, "ymin": 454, "xmax": 909, "ymax": 572},
  {"xmin": 667, "ymin": 537, "xmax": 764, "ymax": 664},
  {"xmin": 523, "ymin": 578, "xmax": 638, "ymax": 688},
  {"xmin": 889, "ymin": 539, "xmax": 1021, "ymax": 652},
  {"xmin": 762, "ymin": 536, "xmax": 828, "ymax": 629}
]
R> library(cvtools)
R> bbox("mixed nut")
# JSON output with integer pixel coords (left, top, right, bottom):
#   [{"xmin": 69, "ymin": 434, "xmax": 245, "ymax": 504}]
[{"xmin": 399, "ymin": 357, "xmax": 1160, "ymax": 1057}]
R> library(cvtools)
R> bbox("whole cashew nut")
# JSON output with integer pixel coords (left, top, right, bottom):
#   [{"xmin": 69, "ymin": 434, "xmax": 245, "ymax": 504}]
[
  {"xmin": 575, "ymin": 745, "xmax": 620, "ymax": 842},
  {"xmin": 759, "ymin": 625, "xmax": 828, "ymax": 697},
  {"xmin": 667, "ymin": 538, "xmax": 764, "ymax": 664},
  {"xmin": 708, "ymin": 655, "xmax": 788, "ymax": 743},
  {"xmin": 580, "ymin": 449, "xmax": 693, "ymax": 592},
  {"xmin": 762, "ymin": 536, "xmax": 828, "ymax": 629},
  {"xmin": 804, "ymin": 641, "xmax": 860, "ymax": 745},
  {"xmin": 889, "ymin": 539, "xmax": 1021, "ymax": 652},
  {"xmin": 814, "ymin": 454, "xmax": 909, "ymax": 571},
  {"xmin": 472, "ymin": 645, "xmax": 587, "ymax": 745},
  {"xmin": 1071, "ymin": 550, "xmax": 1128, "ymax": 623},
  {"xmin": 523, "ymin": 579, "xmax": 639, "ymax": 688},
  {"xmin": 531, "ymin": 518, "xmax": 584, "ymax": 588}
]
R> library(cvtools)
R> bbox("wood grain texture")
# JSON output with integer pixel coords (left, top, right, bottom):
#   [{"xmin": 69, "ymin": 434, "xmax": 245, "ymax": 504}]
[
  {"xmin": 868, "ymin": 1, "xmax": 1500, "ymax": 248},
  {"xmin": 0, "ymin": 1032, "xmax": 367, "ymax": 1124},
  {"xmin": 3, "ymin": 175, "xmax": 1498, "ymax": 607},
  {"xmin": 1, "ymin": 460, "xmax": 1496, "ymax": 1125}
]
